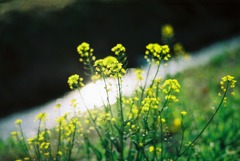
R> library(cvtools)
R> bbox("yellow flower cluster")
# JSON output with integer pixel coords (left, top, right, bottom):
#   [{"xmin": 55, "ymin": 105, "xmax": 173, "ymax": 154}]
[
  {"xmin": 144, "ymin": 43, "xmax": 170, "ymax": 64},
  {"xmin": 162, "ymin": 79, "xmax": 180, "ymax": 102},
  {"xmin": 141, "ymin": 97, "xmax": 160, "ymax": 112},
  {"xmin": 219, "ymin": 75, "xmax": 237, "ymax": 104},
  {"xmin": 220, "ymin": 75, "xmax": 237, "ymax": 92},
  {"xmin": 134, "ymin": 68, "xmax": 144, "ymax": 81},
  {"xmin": 162, "ymin": 79, "xmax": 180, "ymax": 93},
  {"xmin": 148, "ymin": 145, "xmax": 162, "ymax": 153},
  {"xmin": 181, "ymin": 111, "xmax": 187, "ymax": 116},
  {"xmin": 94, "ymin": 56, "xmax": 126, "ymax": 78},
  {"xmin": 111, "ymin": 43, "xmax": 126, "ymax": 55},
  {"xmin": 35, "ymin": 112, "xmax": 47, "ymax": 122},
  {"xmin": 173, "ymin": 43, "xmax": 189, "ymax": 58},
  {"xmin": 56, "ymin": 114, "xmax": 82, "ymax": 141},
  {"xmin": 96, "ymin": 112, "xmax": 115, "ymax": 126},
  {"xmin": 161, "ymin": 24, "xmax": 174, "ymax": 38},
  {"xmin": 77, "ymin": 42, "xmax": 96, "ymax": 64},
  {"xmin": 11, "ymin": 131, "xmax": 20, "ymax": 136},
  {"xmin": 15, "ymin": 119, "xmax": 22, "ymax": 125},
  {"xmin": 67, "ymin": 74, "xmax": 84, "ymax": 89}
]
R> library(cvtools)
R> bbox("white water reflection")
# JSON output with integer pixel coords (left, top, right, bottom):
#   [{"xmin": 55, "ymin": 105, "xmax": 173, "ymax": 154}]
[{"xmin": 0, "ymin": 36, "xmax": 240, "ymax": 139}]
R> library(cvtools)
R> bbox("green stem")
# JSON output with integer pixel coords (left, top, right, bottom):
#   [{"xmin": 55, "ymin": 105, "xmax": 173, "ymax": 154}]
[
  {"xmin": 177, "ymin": 116, "xmax": 185, "ymax": 159},
  {"xmin": 56, "ymin": 121, "xmax": 62, "ymax": 161},
  {"xmin": 36, "ymin": 120, "xmax": 42, "ymax": 161},
  {"xmin": 149, "ymin": 61, "xmax": 161, "ymax": 89},
  {"xmin": 175, "ymin": 82, "xmax": 230, "ymax": 160},
  {"xmin": 78, "ymin": 89, "xmax": 109, "ymax": 159},
  {"xmin": 18, "ymin": 123, "xmax": 32, "ymax": 159},
  {"xmin": 67, "ymin": 121, "xmax": 77, "ymax": 161},
  {"xmin": 134, "ymin": 64, "xmax": 152, "ymax": 124},
  {"xmin": 102, "ymin": 76, "xmax": 113, "ymax": 117},
  {"xmin": 117, "ymin": 76, "xmax": 124, "ymax": 161}
]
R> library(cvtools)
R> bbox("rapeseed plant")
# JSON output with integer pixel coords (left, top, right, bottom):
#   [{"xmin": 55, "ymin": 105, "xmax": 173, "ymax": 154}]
[{"xmin": 11, "ymin": 25, "xmax": 237, "ymax": 161}]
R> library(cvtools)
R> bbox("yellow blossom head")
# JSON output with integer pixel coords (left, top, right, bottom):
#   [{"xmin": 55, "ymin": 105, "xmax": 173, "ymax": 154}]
[
  {"xmin": 162, "ymin": 24, "xmax": 174, "ymax": 38},
  {"xmin": 144, "ymin": 43, "xmax": 170, "ymax": 64},
  {"xmin": 173, "ymin": 43, "xmax": 189, "ymax": 58},
  {"xmin": 94, "ymin": 56, "xmax": 126, "ymax": 79},
  {"xmin": 15, "ymin": 119, "xmax": 22, "ymax": 125},
  {"xmin": 67, "ymin": 74, "xmax": 84, "ymax": 89},
  {"xmin": 111, "ymin": 43, "xmax": 126, "ymax": 55},
  {"xmin": 135, "ymin": 68, "xmax": 144, "ymax": 81},
  {"xmin": 219, "ymin": 75, "xmax": 237, "ymax": 104},
  {"xmin": 35, "ymin": 112, "xmax": 47, "ymax": 122},
  {"xmin": 149, "ymin": 145, "xmax": 155, "ymax": 152},
  {"xmin": 162, "ymin": 79, "xmax": 180, "ymax": 102},
  {"xmin": 220, "ymin": 75, "xmax": 237, "ymax": 92},
  {"xmin": 181, "ymin": 111, "xmax": 187, "ymax": 116},
  {"xmin": 77, "ymin": 42, "xmax": 95, "ymax": 63},
  {"xmin": 11, "ymin": 131, "xmax": 19, "ymax": 136}
]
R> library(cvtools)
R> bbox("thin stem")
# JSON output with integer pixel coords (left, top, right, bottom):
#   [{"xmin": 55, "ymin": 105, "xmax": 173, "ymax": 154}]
[
  {"xmin": 67, "ymin": 121, "xmax": 77, "ymax": 161},
  {"xmin": 175, "ymin": 82, "xmax": 230, "ymax": 160},
  {"xmin": 18, "ymin": 124, "xmax": 32, "ymax": 159},
  {"xmin": 138, "ymin": 64, "xmax": 152, "ymax": 112},
  {"xmin": 102, "ymin": 76, "xmax": 114, "ymax": 117},
  {"xmin": 177, "ymin": 116, "xmax": 185, "ymax": 159},
  {"xmin": 160, "ymin": 118, "xmax": 164, "ymax": 161},
  {"xmin": 36, "ymin": 120, "xmax": 42, "ymax": 160},
  {"xmin": 149, "ymin": 61, "xmax": 161, "ymax": 89},
  {"xmin": 117, "ymin": 76, "xmax": 124, "ymax": 161},
  {"xmin": 56, "ymin": 121, "xmax": 62, "ymax": 161}
]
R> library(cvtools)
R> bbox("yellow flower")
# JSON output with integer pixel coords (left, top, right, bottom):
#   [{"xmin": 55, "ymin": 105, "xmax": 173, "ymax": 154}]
[
  {"xmin": 171, "ymin": 118, "xmax": 182, "ymax": 132},
  {"xmin": 135, "ymin": 68, "xmax": 144, "ymax": 81},
  {"xmin": 161, "ymin": 118, "xmax": 166, "ymax": 123},
  {"xmin": 149, "ymin": 146, "xmax": 155, "ymax": 152},
  {"xmin": 94, "ymin": 56, "xmax": 126, "ymax": 78},
  {"xmin": 11, "ymin": 131, "xmax": 19, "ymax": 136},
  {"xmin": 15, "ymin": 119, "xmax": 22, "ymax": 125},
  {"xmin": 24, "ymin": 157, "xmax": 30, "ymax": 160},
  {"xmin": 28, "ymin": 138, "xmax": 34, "ymax": 144},
  {"xmin": 139, "ymin": 142, "xmax": 144, "ymax": 147},
  {"xmin": 173, "ymin": 118, "xmax": 181, "ymax": 128},
  {"xmin": 55, "ymin": 103, "xmax": 61, "ymax": 109},
  {"xmin": 220, "ymin": 75, "xmax": 237, "ymax": 91},
  {"xmin": 162, "ymin": 24, "xmax": 174, "ymax": 38},
  {"xmin": 67, "ymin": 74, "xmax": 84, "ymax": 89},
  {"xmin": 111, "ymin": 118, "xmax": 116, "ymax": 123},
  {"xmin": 156, "ymin": 147, "xmax": 162, "ymax": 154},
  {"xmin": 181, "ymin": 111, "xmax": 187, "ymax": 116},
  {"xmin": 58, "ymin": 151, "xmax": 63, "ymax": 156},
  {"xmin": 145, "ymin": 43, "xmax": 170, "ymax": 64},
  {"xmin": 111, "ymin": 43, "xmax": 126, "ymax": 55},
  {"xmin": 219, "ymin": 75, "xmax": 237, "ymax": 104},
  {"xmin": 173, "ymin": 43, "xmax": 189, "ymax": 58},
  {"xmin": 77, "ymin": 42, "xmax": 94, "ymax": 63},
  {"xmin": 40, "ymin": 142, "xmax": 50, "ymax": 149},
  {"xmin": 162, "ymin": 79, "xmax": 180, "ymax": 102},
  {"xmin": 35, "ymin": 112, "xmax": 47, "ymax": 122}
]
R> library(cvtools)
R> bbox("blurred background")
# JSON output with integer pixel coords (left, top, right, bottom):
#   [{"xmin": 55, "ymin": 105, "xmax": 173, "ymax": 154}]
[{"xmin": 0, "ymin": 0, "xmax": 240, "ymax": 118}]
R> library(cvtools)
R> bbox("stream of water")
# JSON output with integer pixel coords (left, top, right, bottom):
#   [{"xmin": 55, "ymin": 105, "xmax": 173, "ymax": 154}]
[{"xmin": 0, "ymin": 36, "xmax": 240, "ymax": 139}]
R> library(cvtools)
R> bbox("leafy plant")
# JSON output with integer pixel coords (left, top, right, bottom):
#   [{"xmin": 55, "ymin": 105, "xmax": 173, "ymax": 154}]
[{"xmin": 10, "ymin": 25, "xmax": 238, "ymax": 161}]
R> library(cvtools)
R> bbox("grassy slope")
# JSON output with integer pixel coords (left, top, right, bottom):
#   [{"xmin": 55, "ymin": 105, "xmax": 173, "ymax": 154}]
[{"xmin": 167, "ymin": 48, "xmax": 240, "ymax": 160}]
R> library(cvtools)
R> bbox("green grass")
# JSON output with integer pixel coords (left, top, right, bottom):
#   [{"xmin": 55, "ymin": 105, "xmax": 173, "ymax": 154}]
[{"xmin": 166, "ymin": 48, "xmax": 240, "ymax": 160}]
